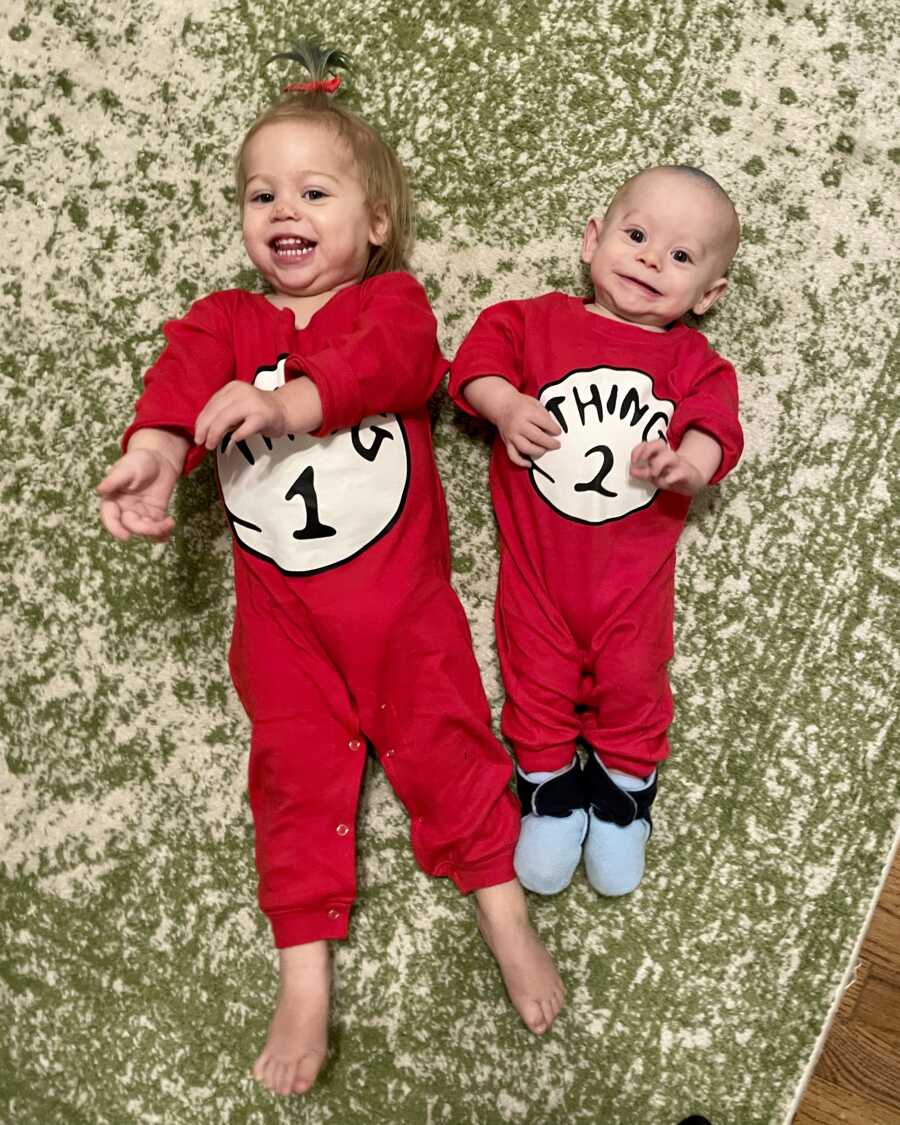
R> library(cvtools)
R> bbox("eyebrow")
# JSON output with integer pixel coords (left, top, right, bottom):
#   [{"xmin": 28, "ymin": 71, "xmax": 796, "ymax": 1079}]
[{"xmin": 245, "ymin": 169, "xmax": 343, "ymax": 185}]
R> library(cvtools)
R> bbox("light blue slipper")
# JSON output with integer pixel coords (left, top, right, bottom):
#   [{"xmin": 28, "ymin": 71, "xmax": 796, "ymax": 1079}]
[
  {"xmin": 582, "ymin": 753, "xmax": 657, "ymax": 897},
  {"xmin": 513, "ymin": 757, "xmax": 588, "ymax": 895}
]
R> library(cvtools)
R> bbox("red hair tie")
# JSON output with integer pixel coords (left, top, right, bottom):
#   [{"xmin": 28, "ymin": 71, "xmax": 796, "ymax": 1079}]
[{"xmin": 283, "ymin": 76, "xmax": 342, "ymax": 94}]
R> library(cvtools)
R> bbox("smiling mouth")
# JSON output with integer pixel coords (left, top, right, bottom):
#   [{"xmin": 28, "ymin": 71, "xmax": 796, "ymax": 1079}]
[
  {"xmin": 618, "ymin": 274, "xmax": 661, "ymax": 296},
  {"xmin": 271, "ymin": 236, "xmax": 316, "ymax": 258}
]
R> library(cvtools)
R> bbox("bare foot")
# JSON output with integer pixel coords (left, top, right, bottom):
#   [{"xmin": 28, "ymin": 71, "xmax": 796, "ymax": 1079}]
[
  {"xmin": 474, "ymin": 880, "xmax": 565, "ymax": 1035},
  {"xmin": 252, "ymin": 940, "xmax": 330, "ymax": 1095}
]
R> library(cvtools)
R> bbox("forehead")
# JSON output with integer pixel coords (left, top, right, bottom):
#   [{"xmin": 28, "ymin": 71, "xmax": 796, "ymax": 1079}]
[
  {"xmin": 622, "ymin": 172, "xmax": 708, "ymax": 216},
  {"xmin": 612, "ymin": 171, "xmax": 732, "ymax": 245},
  {"xmin": 243, "ymin": 118, "xmax": 356, "ymax": 176}
]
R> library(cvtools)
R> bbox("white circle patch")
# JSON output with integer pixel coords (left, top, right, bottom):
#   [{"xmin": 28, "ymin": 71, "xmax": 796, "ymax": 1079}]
[
  {"xmin": 217, "ymin": 356, "xmax": 410, "ymax": 575},
  {"xmin": 530, "ymin": 366, "xmax": 675, "ymax": 525}
]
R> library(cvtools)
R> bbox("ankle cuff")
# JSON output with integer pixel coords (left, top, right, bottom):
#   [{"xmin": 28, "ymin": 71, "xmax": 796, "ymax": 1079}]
[
  {"xmin": 584, "ymin": 753, "xmax": 657, "ymax": 830},
  {"xmin": 516, "ymin": 757, "xmax": 585, "ymax": 818}
]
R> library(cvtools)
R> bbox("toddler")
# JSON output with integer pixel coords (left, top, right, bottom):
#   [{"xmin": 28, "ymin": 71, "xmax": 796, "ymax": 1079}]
[
  {"xmin": 98, "ymin": 44, "xmax": 563, "ymax": 1097},
  {"xmin": 450, "ymin": 165, "xmax": 743, "ymax": 899}
]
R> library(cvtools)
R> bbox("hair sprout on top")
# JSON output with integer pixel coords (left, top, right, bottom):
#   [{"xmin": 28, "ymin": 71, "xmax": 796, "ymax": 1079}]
[{"xmin": 234, "ymin": 41, "xmax": 414, "ymax": 279}]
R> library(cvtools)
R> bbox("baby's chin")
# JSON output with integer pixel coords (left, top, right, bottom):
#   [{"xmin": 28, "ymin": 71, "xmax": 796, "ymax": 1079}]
[{"xmin": 588, "ymin": 298, "xmax": 672, "ymax": 333}]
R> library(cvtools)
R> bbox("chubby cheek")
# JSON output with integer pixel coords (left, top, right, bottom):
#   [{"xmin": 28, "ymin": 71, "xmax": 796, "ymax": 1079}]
[
  {"xmin": 240, "ymin": 219, "xmax": 254, "ymax": 255},
  {"xmin": 241, "ymin": 223, "xmax": 267, "ymax": 267}
]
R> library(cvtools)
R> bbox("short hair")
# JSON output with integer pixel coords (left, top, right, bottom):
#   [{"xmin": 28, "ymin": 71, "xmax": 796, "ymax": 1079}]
[
  {"xmin": 667, "ymin": 164, "xmax": 736, "ymax": 210},
  {"xmin": 608, "ymin": 164, "xmax": 736, "ymax": 215},
  {"xmin": 235, "ymin": 94, "xmax": 413, "ymax": 279}
]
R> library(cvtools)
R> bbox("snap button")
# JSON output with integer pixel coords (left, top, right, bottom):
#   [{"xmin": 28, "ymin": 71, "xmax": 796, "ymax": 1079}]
[
  {"xmin": 379, "ymin": 703, "xmax": 387, "ymax": 711},
  {"xmin": 384, "ymin": 748, "xmax": 396, "ymax": 758},
  {"xmin": 327, "ymin": 908, "xmax": 340, "ymax": 920},
  {"xmin": 348, "ymin": 738, "xmax": 363, "ymax": 752},
  {"xmin": 336, "ymin": 823, "xmax": 350, "ymax": 837}
]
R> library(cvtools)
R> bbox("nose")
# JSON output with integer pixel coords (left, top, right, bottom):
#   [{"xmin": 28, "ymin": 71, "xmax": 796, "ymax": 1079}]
[
  {"xmin": 637, "ymin": 243, "xmax": 661, "ymax": 270},
  {"xmin": 272, "ymin": 198, "xmax": 299, "ymax": 221}
]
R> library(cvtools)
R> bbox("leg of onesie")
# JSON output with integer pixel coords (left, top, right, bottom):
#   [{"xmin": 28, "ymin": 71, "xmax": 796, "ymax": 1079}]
[
  {"xmin": 322, "ymin": 576, "xmax": 519, "ymax": 894},
  {"xmin": 579, "ymin": 579, "xmax": 675, "ymax": 776},
  {"xmin": 493, "ymin": 557, "xmax": 589, "ymax": 893},
  {"xmin": 494, "ymin": 555, "xmax": 585, "ymax": 774},
  {"xmin": 580, "ymin": 583, "xmax": 674, "ymax": 895},
  {"xmin": 229, "ymin": 576, "xmax": 368, "ymax": 948}
]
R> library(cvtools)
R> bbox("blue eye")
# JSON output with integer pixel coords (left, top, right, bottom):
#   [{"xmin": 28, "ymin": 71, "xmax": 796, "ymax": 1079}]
[{"xmin": 672, "ymin": 249, "xmax": 691, "ymax": 263}]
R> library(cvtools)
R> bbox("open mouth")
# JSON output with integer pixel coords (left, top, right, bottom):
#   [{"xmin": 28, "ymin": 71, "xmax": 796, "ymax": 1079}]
[
  {"xmin": 271, "ymin": 236, "xmax": 316, "ymax": 259},
  {"xmin": 619, "ymin": 274, "xmax": 661, "ymax": 296}
]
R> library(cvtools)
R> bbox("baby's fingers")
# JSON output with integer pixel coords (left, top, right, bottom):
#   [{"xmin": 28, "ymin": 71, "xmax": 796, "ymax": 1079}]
[
  {"xmin": 194, "ymin": 386, "xmax": 237, "ymax": 447},
  {"xmin": 229, "ymin": 414, "xmax": 271, "ymax": 445},
  {"xmin": 509, "ymin": 433, "xmax": 554, "ymax": 463},
  {"xmin": 96, "ymin": 458, "xmax": 141, "ymax": 497},
  {"xmin": 196, "ymin": 404, "xmax": 240, "ymax": 450},
  {"xmin": 522, "ymin": 421, "xmax": 561, "ymax": 451},
  {"xmin": 631, "ymin": 439, "xmax": 665, "ymax": 465},
  {"xmin": 99, "ymin": 498, "xmax": 133, "ymax": 540},
  {"xmin": 504, "ymin": 440, "xmax": 533, "ymax": 468},
  {"xmin": 193, "ymin": 406, "xmax": 219, "ymax": 449},
  {"xmin": 120, "ymin": 505, "xmax": 175, "ymax": 542},
  {"xmin": 528, "ymin": 402, "xmax": 562, "ymax": 436}
]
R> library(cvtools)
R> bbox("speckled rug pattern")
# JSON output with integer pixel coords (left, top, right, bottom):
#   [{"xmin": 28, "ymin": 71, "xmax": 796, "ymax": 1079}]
[{"xmin": 2, "ymin": 2, "xmax": 899, "ymax": 1123}]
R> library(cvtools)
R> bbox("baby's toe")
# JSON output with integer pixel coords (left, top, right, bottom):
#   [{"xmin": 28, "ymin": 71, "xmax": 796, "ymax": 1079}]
[{"xmin": 275, "ymin": 1060, "xmax": 295, "ymax": 1096}]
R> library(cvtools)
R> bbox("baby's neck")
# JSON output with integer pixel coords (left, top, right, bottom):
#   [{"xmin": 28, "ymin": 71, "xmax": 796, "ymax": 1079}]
[
  {"xmin": 584, "ymin": 300, "xmax": 669, "ymax": 334},
  {"xmin": 267, "ymin": 281, "xmax": 356, "ymax": 330}
]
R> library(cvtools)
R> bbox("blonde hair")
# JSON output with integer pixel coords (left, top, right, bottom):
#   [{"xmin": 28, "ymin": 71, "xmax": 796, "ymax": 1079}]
[{"xmin": 235, "ymin": 55, "xmax": 413, "ymax": 279}]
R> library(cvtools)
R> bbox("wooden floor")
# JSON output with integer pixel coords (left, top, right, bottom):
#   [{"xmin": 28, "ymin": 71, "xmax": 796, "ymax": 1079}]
[{"xmin": 791, "ymin": 840, "xmax": 900, "ymax": 1125}]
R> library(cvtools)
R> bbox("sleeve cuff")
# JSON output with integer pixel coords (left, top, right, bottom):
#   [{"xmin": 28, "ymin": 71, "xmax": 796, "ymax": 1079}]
[
  {"xmin": 285, "ymin": 352, "xmax": 361, "ymax": 436},
  {"xmin": 669, "ymin": 408, "xmax": 744, "ymax": 484}
]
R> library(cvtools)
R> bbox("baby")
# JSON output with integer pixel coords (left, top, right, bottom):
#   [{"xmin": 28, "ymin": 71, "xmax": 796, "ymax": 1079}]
[
  {"xmin": 98, "ymin": 44, "xmax": 562, "ymax": 1097},
  {"xmin": 450, "ymin": 165, "xmax": 743, "ymax": 898}
]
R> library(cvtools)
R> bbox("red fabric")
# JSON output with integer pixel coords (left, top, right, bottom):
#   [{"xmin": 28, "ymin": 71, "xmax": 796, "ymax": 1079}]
[
  {"xmin": 450, "ymin": 292, "xmax": 743, "ymax": 775},
  {"xmin": 283, "ymin": 77, "xmax": 342, "ymax": 94},
  {"xmin": 125, "ymin": 272, "xmax": 518, "ymax": 945},
  {"xmin": 123, "ymin": 272, "xmax": 447, "ymax": 467}
]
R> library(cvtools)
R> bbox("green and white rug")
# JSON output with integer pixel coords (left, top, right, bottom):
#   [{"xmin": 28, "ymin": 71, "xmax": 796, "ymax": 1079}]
[{"xmin": 2, "ymin": 2, "xmax": 898, "ymax": 1122}]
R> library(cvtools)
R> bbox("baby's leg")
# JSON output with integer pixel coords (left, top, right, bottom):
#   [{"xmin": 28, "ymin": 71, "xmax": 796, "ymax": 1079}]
[
  {"xmin": 337, "ymin": 580, "xmax": 564, "ymax": 1033},
  {"xmin": 231, "ymin": 592, "xmax": 365, "ymax": 1094},
  {"xmin": 253, "ymin": 941, "xmax": 330, "ymax": 1095},
  {"xmin": 474, "ymin": 880, "xmax": 564, "ymax": 1035},
  {"xmin": 494, "ymin": 563, "xmax": 587, "ymax": 894},
  {"xmin": 580, "ymin": 606, "xmax": 672, "ymax": 895}
]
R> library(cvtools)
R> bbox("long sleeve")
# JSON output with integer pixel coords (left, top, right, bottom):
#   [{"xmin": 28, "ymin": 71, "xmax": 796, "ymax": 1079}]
[
  {"xmin": 284, "ymin": 272, "xmax": 447, "ymax": 435},
  {"xmin": 667, "ymin": 347, "xmax": 743, "ymax": 485},
  {"xmin": 448, "ymin": 299, "xmax": 528, "ymax": 416},
  {"xmin": 122, "ymin": 293, "xmax": 237, "ymax": 474}
]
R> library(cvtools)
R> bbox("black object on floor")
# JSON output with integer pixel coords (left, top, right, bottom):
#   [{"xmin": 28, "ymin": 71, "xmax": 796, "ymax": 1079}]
[{"xmin": 676, "ymin": 1117, "xmax": 713, "ymax": 1125}]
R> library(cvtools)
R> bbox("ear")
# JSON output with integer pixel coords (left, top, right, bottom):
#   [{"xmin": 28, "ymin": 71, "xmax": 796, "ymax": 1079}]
[
  {"xmin": 692, "ymin": 276, "xmax": 728, "ymax": 316},
  {"xmin": 368, "ymin": 202, "xmax": 390, "ymax": 247},
  {"xmin": 581, "ymin": 217, "xmax": 603, "ymax": 264}
]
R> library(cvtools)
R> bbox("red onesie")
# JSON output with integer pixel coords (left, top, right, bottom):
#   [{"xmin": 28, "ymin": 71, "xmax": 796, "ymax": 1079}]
[
  {"xmin": 450, "ymin": 292, "xmax": 743, "ymax": 779},
  {"xmin": 123, "ymin": 271, "xmax": 518, "ymax": 948}
]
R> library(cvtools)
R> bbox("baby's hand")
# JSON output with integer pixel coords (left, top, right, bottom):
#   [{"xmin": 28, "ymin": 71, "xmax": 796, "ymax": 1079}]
[
  {"xmin": 194, "ymin": 381, "xmax": 289, "ymax": 450},
  {"xmin": 496, "ymin": 391, "xmax": 561, "ymax": 468},
  {"xmin": 97, "ymin": 448, "xmax": 180, "ymax": 541},
  {"xmin": 629, "ymin": 439, "xmax": 705, "ymax": 496}
]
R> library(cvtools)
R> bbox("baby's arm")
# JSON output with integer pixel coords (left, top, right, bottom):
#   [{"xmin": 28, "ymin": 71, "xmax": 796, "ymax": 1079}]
[
  {"xmin": 193, "ymin": 377, "xmax": 323, "ymax": 451},
  {"xmin": 97, "ymin": 427, "xmax": 190, "ymax": 541},
  {"xmin": 195, "ymin": 274, "xmax": 440, "ymax": 446},
  {"xmin": 463, "ymin": 376, "xmax": 561, "ymax": 468},
  {"xmin": 629, "ymin": 429, "xmax": 723, "ymax": 497}
]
